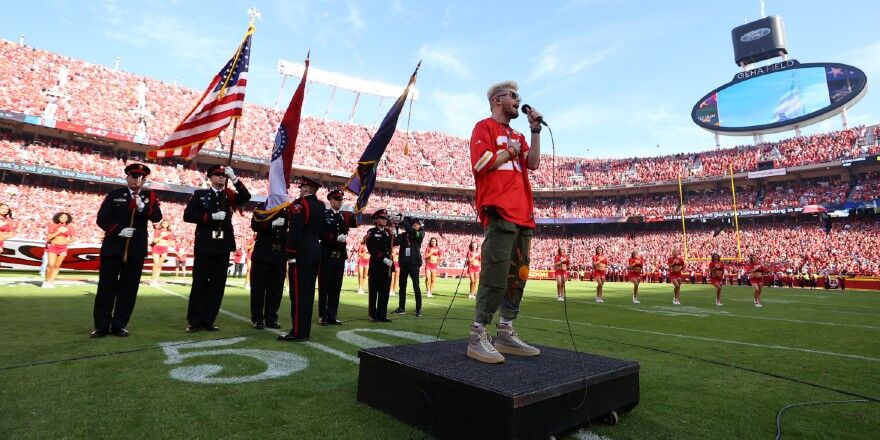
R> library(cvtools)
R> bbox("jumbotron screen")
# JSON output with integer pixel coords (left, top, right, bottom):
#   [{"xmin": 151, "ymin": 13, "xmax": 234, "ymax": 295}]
[{"xmin": 692, "ymin": 61, "xmax": 867, "ymax": 134}]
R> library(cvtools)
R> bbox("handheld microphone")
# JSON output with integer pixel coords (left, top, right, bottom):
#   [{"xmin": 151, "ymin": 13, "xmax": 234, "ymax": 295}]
[{"xmin": 521, "ymin": 104, "xmax": 548, "ymax": 126}]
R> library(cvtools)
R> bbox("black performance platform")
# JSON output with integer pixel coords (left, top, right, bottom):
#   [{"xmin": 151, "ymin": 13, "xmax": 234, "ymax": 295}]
[{"xmin": 357, "ymin": 339, "xmax": 639, "ymax": 439}]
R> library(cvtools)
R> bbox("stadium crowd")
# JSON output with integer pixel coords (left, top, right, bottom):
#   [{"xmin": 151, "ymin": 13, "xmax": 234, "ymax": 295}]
[
  {"xmin": 2, "ymin": 131, "xmax": 877, "ymax": 222},
  {"xmin": 3, "ymin": 39, "xmax": 879, "ymax": 191},
  {"xmin": 2, "ymin": 179, "xmax": 877, "ymax": 277}
]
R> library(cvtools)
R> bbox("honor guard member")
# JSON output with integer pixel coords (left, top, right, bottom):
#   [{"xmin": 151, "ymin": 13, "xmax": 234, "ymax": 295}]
[
  {"xmin": 279, "ymin": 176, "xmax": 326, "ymax": 341},
  {"xmin": 391, "ymin": 216, "xmax": 425, "ymax": 317},
  {"xmin": 183, "ymin": 164, "xmax": 251, "ymax": 333},
  {"xmin": 318, "ymin": 188, "xmax": 358, "ymax": 325},
  {"xmin": 248, "ymin": 203, "xmax": 287, "ymax": 330},
  {"xmin": 366, "ymin": 209, "xmax": 395, "ymax": 322},
  {"xmin": 91, "ymin": 163, "xmax": 162, "ymax": 337}
]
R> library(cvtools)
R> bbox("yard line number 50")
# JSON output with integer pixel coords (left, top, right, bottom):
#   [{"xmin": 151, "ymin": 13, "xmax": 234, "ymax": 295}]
[{"xmin": 158, "ymin": 328, "xmax": 436, "ymax": 384}]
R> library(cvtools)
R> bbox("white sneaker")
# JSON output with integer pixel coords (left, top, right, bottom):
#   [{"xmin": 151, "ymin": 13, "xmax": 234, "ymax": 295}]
[
  {"xmin": 357, "ymin": 289, "xmax": 365, "ymax": 295},
  {"xmin": 716, "ymin": 301, "xmax": 723, "ymax": 306},
  {"xmin": 149, "ymin": 281, "xmax": 160, "ymax": 287},
  {"xmin": 468, "ymin": 294, "xmax": 475, "ymax": 300},
  {"xmin": 755, "ymin": 302, "xmax": 763, "ymax": 308},
  {"xmin": 672, "ymin": 299, "xmax": 681, "ymax": 305},
  {"xmin": 596, "ymin": 297, "xmax": 604, "ymax": 303},
  {"xmin": 632, "ymin": 297, "xmax": 640, "ymax": 304},
  {"xmin": 389, "ymin": 291, "xmax": 396, "ymax": 297},
  {"xmin": 41, "ymin": 281, "xmax": 54, "ymax": 289},
  {"xmin": 557, "ymin": 297, "xmax": 565, "ymax": 302},
  {"xmin": 426, "ymin": 292, "xmax": 433, "ymax": 298},
  {"xmin": 244, "ymin": 285, "xmax": 250, "ymax": 291}
]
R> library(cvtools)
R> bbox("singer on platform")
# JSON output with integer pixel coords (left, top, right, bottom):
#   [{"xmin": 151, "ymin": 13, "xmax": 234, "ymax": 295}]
[{"xmin": 467, "ymin": 80, "xmax": 543, "ymax": 364}]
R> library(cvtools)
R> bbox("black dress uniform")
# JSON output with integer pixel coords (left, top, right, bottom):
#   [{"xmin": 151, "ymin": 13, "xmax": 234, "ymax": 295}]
[
  {"xmin": 366, "ymin": 210, "xmax": 395, "ymax": 322},
  {"xmin": 318, "ymin": 194, "xmax": 358, "ymax": 325},
  {"xmin": 394, "ymin": 218, "xmax": 424, "ymax": 314},
  {"xmin": 92, "ymin": 164, "xmax": 162, "ymax": 337},
  {"xmin": 183, "ymin": 165, "xmax": 250, "ymax": 331},
  {"xmin": 280, "ymin": 183, "xmax": 326, "ymax": 341},
  {"xmin": 249, "ymin": 205, "xmax": 287, "ymax": 329}
]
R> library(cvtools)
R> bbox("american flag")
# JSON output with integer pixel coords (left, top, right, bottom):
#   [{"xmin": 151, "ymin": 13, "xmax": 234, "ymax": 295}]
[{"xmin": 147, "ymin": 26, "xmax": 253, "ymax": 160}]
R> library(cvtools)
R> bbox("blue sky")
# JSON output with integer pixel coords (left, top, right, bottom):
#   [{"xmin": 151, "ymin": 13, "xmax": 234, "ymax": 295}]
[{"xmin": 3, "ymin": 0, "xmax": 878, "ymax": 158}]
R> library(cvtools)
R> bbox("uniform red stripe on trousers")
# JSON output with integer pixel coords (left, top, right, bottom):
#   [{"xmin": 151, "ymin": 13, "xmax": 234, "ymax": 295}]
[{"xmin": 293, "ymin": 266, "xmax": 300, "ymax": 338}]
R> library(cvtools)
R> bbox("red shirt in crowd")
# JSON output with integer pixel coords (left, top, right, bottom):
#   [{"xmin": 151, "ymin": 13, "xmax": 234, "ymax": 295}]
[{"xmin": 470, "ymin": 118, "xmax": 535, "ymax": 228}]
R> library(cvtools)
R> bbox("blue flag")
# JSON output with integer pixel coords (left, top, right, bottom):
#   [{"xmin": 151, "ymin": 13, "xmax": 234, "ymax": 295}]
[{"xmin": 346, "ymin": 62, "xmax": 420, "ymax": 219}]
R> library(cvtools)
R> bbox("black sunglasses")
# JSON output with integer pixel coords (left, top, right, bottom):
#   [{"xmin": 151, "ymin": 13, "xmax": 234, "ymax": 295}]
[{"xmin": 495, "ymin": 91, "xmax": 520, "ymax": 100}]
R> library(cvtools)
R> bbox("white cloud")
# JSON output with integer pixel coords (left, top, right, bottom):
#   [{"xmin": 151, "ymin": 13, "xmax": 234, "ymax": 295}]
[
  {"xmin": 527, "ymin": 42, "xmax": 614, "ymax": 82},
  {"xmin": 344, "ymin": 2, "xmax": 365, "ymax": 32},
  {"xmin": 390, "ymin": 0, "xmax": 422, "ymax": 22},
  {"xmin": 528, "ymin": 45, "xmax": 560, "ymax": 82},
  {"xmin": 418, "ymin": 45, "xmax": 472, "ymax": 80},
  {"xmin": 431, "ymin": 90, "xmax": 486, "ymax": 138},
  {"xmin": 102, "ymin": 14, "xmax": 225, "ymax": 68},
  {"xmin": 839, "ymin": 40, "xmax": 880, "ymax": 75},
  {"xmin": 569, "ymin": 47, "xmax": 615, "ymax": 75}
]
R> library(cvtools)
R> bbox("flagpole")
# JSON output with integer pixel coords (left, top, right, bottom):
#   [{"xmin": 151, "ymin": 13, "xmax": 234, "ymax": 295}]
[{"xmin": 226, "ymin": 119, "xmax": 238, "ymax": 166}]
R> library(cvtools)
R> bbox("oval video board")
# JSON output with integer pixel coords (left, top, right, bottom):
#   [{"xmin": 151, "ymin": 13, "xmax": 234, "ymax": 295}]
[{"xmin": 692, "ymin": 60, "xmax": 868, "ymax": 135}]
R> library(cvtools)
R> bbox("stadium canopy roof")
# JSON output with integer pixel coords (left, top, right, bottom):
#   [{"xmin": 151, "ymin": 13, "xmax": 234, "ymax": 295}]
[{"xmin": 277, "ymin": 59, "xmax": 419, "ymax": 100}]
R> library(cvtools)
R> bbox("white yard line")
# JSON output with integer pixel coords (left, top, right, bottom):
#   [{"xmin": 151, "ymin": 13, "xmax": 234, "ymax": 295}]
[
  {"xmin": 153, "ymin": 285, "xmax": 359, "ymax": 364},
  {"xmin": 565, "ymin": 299, "xmax": 880, "ymax": 330},
  {"xmin": 424, "ymin": 300, "xmax": 880, "ymax": 362}
]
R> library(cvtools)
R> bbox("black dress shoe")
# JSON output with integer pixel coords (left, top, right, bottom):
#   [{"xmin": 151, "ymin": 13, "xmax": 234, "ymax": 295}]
[
  {"xmin": 185, "ymin": 325, "xmax": 199, "ymax": 333},
  {"xmin": 278, "ymin": 332, "xmax": 309, "ymax": 342},
  {"xmin": 111, "ymin": 328, "xmax": 129, "ymax": 337},
  {"xmin": 89, "ymin": 329, "xmax": 109, "ymax": 338},
  {"xmin": 265, "ymin": 322, "xmax": 281, "ymax": 329},
  {"xmin": 378, "ymin": 318, "xmax": 392, "ymax": 323},
  {"xmin": 203, "ymin": 324, "xmax": 220, "ymax": 331},
  {"xmin": 252, "ymin": 322, "xmax": 265, "ymax": 330},
  {"xmin": 392, "ymin": 308, "xmax": 405, "ymax": 315},
  {"xmin": 415, "ymin": 311, "xmax": 422, "ymax": 318},
  {"xmin": 327, "ymin": 318, "xmax": 343, "ymax": 325},
  {"xmin": 318, "ymin": 318, "xmax": 328, "ymax": 326}
]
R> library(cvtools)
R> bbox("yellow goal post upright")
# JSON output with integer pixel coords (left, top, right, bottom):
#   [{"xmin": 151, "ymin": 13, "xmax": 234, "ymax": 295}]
[{"xmin": 678, "ymin": 164, "xmax": 744, "ymax": 262}]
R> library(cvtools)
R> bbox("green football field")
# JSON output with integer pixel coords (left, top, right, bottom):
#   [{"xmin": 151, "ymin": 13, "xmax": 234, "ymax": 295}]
[{"xmin": 0, "ymin": 273, "xmax": 877, "ymax": 440}]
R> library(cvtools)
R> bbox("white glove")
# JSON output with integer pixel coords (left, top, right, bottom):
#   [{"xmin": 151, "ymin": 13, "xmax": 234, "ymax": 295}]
[
  {"xmin": 118, "ymin": 228, "xmax": 135, "ymax": 238},
  {"xmin": 271, "ymin": 217, "xmax": 285, "ymax": 228},
  {"xmin": 287, "ymin": 258, "xmax": 296, "ymax": 265},
  {"xmin": 383, "ymin": 258, "xmax": 393, "ymax": 267},
  {"xmin": 212, "ymin": 211, "xmax": 227, "ymax": 221},
  {"xmin": 135, "ymin": 195, "xmax": 145, "ymax": 212},
  {"xmin": 224, "ymin": 167, "xmax": 237, "ymax": 183},
  {"xmin": 336, "ymin": 234, "xmax": 347, "ymax": 243}
]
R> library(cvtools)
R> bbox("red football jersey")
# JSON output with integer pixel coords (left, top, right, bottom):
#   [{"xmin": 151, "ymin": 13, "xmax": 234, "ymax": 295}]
[{"xmin": 470, "ymin": 118, "xmax": 534, "ymax": 228}]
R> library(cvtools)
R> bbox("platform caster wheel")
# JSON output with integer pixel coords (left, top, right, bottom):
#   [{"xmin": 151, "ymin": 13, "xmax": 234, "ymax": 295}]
[{"xmin": 603, "ymin": 410, "xmax": 619, "ymax": 426}]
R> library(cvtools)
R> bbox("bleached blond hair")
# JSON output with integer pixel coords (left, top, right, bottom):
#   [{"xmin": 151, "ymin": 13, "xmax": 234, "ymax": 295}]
[{"xmin": 486, "ymin": 80, "xmax": 519, "ymax": 102}]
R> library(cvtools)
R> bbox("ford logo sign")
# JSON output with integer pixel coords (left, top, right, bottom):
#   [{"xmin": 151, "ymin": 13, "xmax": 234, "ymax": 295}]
[{"xmin": 740, "ymin": 27, "xmax": 771, "ymax": 42}]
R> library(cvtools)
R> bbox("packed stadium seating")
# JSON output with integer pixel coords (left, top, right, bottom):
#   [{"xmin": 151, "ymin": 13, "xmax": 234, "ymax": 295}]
[
  {"xmin": 2, "ymin": 39, "xmax": 879, "ymax": 278},
  {"xmin": 2, "ymin": 179, "xmax": 877, "ymax": 276},
  {"xmin": 0, "ymin": 131, "xmax": 871, "ymax": 221},
  {"xmin": 3, "ymin": 39, "xmax": 879, "ymax": 191}
]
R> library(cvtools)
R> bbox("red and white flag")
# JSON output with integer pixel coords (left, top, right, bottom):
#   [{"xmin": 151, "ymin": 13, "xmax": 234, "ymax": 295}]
[{"xmin": 147, "ymin": 26, "xmax": 253, "ymax": 160}]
